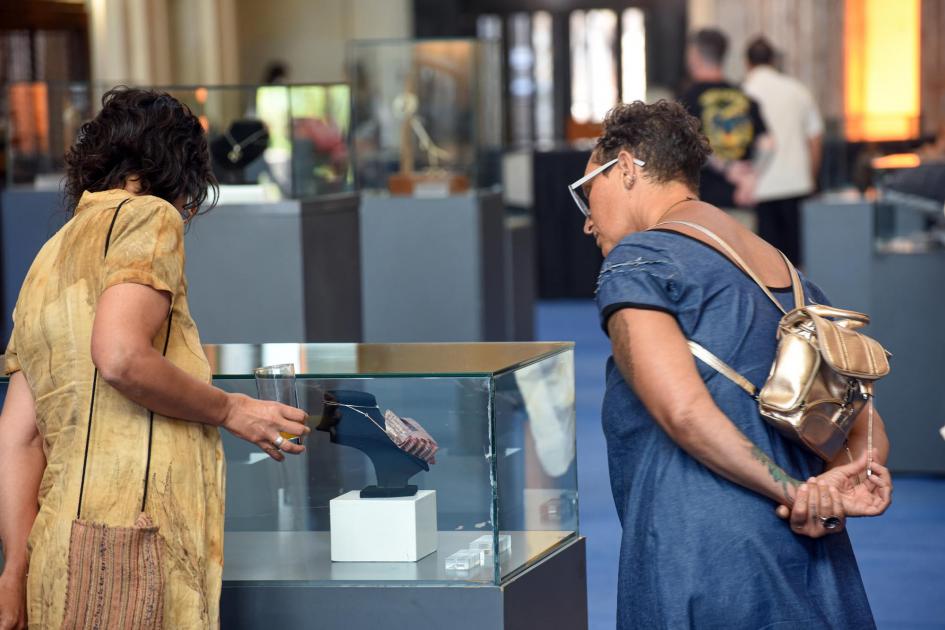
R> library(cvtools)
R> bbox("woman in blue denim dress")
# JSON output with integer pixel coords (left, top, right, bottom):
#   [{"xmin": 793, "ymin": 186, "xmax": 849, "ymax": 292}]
[{"xmin": 570, "ymin": 101, "xmax": 893, "ymax": 629}]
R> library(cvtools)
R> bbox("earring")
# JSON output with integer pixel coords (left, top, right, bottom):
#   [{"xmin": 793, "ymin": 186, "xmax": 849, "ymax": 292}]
[{"xmin": 624, "ymin": 175, "xmax": 635, "ymax": 189}]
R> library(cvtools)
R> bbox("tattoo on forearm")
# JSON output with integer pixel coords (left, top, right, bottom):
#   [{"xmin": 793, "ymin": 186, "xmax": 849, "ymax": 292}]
[{"xmin": 751, "ymin": 445, "xmax": 800, "ymax": 503}]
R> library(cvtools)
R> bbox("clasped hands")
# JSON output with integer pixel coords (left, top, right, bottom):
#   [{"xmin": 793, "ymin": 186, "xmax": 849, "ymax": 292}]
[{"xmin": 777, "ymin": 449, "xmax": 893, "ymax": 539}]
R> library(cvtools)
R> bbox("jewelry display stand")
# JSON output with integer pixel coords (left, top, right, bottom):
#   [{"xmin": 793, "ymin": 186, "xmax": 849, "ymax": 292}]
[
  {"xmin": 209, "ymin": 120, "xmax": 270, "ymax": 185},
  {"xmin": 330, "ymin": 490, "xmax": 437, "ymax": 562}
]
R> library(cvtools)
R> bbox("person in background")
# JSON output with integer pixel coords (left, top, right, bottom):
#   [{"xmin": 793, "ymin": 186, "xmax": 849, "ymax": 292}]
[
  {"xmin": 679, "ymin": 28, "xmax": 772, "ymax": 212},
  {"xmin": 744, "ymin": 36, "xmax": 824, "ymax": 266}
]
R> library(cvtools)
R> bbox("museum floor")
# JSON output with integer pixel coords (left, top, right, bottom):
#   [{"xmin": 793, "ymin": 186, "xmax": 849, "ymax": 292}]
[{"xmin": 535, "ymin": 300, "xmax": 945, "ymax": 630}]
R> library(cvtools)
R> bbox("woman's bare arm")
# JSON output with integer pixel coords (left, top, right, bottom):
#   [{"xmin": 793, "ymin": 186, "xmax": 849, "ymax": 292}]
[
  {"xmin": 0, "ymin": 372, "xmax": 44, "ymax": 580},
  {"xmin": 608, "ymin": 308, "xmax": 803, "ymax": 506},
  {"xmin": 90, "ymin": 283, "xmax": 309, "ymax": 460}
]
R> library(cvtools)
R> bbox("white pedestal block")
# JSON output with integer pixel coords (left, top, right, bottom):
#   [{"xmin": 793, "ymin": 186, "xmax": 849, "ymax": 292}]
[{"xmin": 329, "ymin": 490, "xmax": 437, "ymax": 562}]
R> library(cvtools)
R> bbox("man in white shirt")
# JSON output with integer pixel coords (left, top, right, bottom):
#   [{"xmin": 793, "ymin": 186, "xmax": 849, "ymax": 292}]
[{"xmin": 743, "ymin": 37, "xmax": 824, "ymax": 266}]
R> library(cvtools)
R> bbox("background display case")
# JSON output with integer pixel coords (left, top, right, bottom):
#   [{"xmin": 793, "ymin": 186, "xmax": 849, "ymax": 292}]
[
  {"xmin": 349, "ymin": 38, "xmax": 503, "ymax": 196},
  {"xmin": 5, "ymin": 81, "xmax": 352, "ymax": 199},
  {"xmin": 871, "ymin": 162, "xmax": 945, "ymax": 254}
]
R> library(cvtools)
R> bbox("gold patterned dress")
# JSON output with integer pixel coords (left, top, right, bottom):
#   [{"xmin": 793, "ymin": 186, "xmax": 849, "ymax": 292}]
[{"xmin": 3, "ymin": 189, "xmax": 225, "ymax": 629}]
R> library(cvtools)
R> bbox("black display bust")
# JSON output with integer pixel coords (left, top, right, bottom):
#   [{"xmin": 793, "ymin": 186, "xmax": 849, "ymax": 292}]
[
  {"xmin": 209, "ymin": 120, "xmax": 269, "ymax": 185},
  {"xmin": 317, "ymin": 390, "xmax": 429, "ymax": 498}
]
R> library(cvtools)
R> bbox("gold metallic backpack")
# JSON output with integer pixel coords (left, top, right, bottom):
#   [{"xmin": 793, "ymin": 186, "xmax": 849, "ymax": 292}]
[{"xmin": 659, "ymin": 221, "xmax": 891, "ymax": 462}]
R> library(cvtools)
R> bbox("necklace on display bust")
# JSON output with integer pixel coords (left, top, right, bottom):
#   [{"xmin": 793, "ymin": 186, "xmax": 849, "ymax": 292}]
[
  {"xmin": 652, "ymin": 195, "xmax": 697, "ymax": 227},
  {"xmin": 224, "ymin": 127, "xmax": 268, "ymax": 164},
  {"xmin": 209, "ymin": 120, "xmax": 270, "ymax": 178}
]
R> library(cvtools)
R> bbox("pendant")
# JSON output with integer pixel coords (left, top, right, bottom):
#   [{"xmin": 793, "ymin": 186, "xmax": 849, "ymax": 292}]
[{"xmin": 228, "ymin": 146, "xmax": 242, "ymax": 164}]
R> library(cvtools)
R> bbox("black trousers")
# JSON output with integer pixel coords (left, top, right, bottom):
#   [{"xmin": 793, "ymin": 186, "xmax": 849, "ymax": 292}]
[{"xmin": 757, "ymin": 195, "xmax": 805, "ymax": 267}]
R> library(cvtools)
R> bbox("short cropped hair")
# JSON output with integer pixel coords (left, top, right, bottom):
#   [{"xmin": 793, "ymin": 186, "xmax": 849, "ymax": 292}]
[
  {"xmin": 593, "ymin": 100, "xmax": 711, "ymax": 192},
  {"xmin": 746, "ymin": 36, "xmax": 776, "ymax": 66},
  {"xmin": 689, "ymin": 28, "xmax": 728, "ymax": 66},
  {"xmin": 64, "ymin": 87, "xmax": 217, "ymax": 219}
]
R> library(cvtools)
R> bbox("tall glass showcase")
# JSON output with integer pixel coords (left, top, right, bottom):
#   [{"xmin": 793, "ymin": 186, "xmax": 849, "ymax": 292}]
[
  {"xmin": 4, "ymin": 82, "xmax": 352, "ymax": 199},
  {"xmin": 208, "ymin": 342, "xmax": 578, "ymax": 586},
  {"xmin": 349, "ymin": 38, "xmax": 503, "ymax": 196}
]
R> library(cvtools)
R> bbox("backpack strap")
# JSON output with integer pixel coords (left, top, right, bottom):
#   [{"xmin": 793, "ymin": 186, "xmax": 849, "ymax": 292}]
[
  {"xmin": 655, "ymin": 220, "xmax": 805, "ymax": 312},
  {"xmin": 688, "ymin": 341, "xmax": 758, "ymax": 398},
  {"xmin": 653, "ymin": 219, "xmax": 806, "ymax": 397}
]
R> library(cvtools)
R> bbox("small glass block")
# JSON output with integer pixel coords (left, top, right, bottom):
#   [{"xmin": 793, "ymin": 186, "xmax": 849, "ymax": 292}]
[
  {"xmin": 469, "ymin": 534, "xmax": 511, "ymax": 556},
  {"xmin": 445, "ymin": 548, "xmax": 482, "ymax": 571}
]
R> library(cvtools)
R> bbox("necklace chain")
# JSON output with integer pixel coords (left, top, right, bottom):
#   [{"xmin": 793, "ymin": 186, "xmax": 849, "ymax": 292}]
[
  {"xmin": 324, "ymin": 400, "xmax": 387, "ymax": 434},
  {"xmin": 653, "ymin": 195, "xmax": 697, "ymax": 226},
  {"xmin": 224, "ymin": 127, "xmax": 268, "ymax": 163}
]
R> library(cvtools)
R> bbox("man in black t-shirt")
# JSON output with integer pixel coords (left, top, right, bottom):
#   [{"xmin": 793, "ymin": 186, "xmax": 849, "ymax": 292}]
[{"xmin": 678, "ymin": 29, "xmax": 770, "ymax": 208}]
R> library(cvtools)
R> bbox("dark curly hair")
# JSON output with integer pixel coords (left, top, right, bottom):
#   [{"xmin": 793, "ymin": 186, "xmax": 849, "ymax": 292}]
[
  {"xmin": 594, "ymin": 100, "xmax": 711, "ymax": 192},
  {"xmin": 64, "ymin": 87, "xmax": 218, "ymax": 219}
]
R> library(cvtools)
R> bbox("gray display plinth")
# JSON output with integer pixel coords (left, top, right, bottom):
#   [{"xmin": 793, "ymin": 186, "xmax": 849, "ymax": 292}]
[
  {"xmin": 505, "ymin": 214, "xmax": 536, "ymax": 341},
  {"xmin": 803, "ymin": 197, "xmax": 945, "ymax": 473},
  {"xmin": 185, "ymin": 194, "xmax": 362, "ymax": 343},
  {"xmin": 220, "ymin": 535, "xmax": 587, "ymax": 630},
  {"xmin": 1, "ymin": 189, "xmax": 68, "ymax": 345},
  {"xmin": 359, "ymin": 192, "xmax": 508, "ymax": 342},
  {"xmin": 1, "ymin": 190, "xmax": 363, "ymax": 345}
]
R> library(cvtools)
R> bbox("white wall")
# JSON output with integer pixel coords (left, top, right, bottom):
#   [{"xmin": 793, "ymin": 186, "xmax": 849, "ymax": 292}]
[{"xmin": 235, "ymin": 0, "xmax": 413, "ymax": 84}]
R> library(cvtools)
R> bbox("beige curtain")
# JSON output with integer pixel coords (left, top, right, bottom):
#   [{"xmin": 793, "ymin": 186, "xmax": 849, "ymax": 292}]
[{"xmin": 86, "ymin": 0, "xmax": 239, "ymax": 86}]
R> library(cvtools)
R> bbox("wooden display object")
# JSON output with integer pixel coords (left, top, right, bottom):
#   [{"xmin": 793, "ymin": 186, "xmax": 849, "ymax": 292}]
[{"xmin": 388, "ymin": 171, "xmax": 470, "ymax": 197}]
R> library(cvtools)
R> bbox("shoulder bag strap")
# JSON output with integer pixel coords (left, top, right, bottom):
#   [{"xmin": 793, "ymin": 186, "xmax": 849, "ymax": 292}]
[{"xmin": 77, "ymin": 199, "xmax": 174, "ymax": 520}]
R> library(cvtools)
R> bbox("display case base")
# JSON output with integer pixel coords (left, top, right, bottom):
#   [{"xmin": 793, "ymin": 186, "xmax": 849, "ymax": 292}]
[
  {"xmin": 330, "ymin": 490, "xmax": 437, "ymax": 562},
  {"xmin": 220, "ymin": 535, "xmax": 587, "ymax": 630}
]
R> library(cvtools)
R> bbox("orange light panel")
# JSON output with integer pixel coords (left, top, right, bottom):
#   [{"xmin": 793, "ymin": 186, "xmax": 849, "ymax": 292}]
[
  {"xmin": 871, "ymin": 153, "xmax": 921, "ymax": 170},
  {"xmin": 844, "ymin": 0, "xmax": 920, "ymax": 141}
]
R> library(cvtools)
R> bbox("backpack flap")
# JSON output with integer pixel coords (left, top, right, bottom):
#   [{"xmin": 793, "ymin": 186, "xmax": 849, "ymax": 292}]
[
  {"xmin": 759, "ymin": 331, "xmax": 822, "ymax": 412},
  {"xmin": 807, "ymin": 311, "xmax": 890, "ymax": 379}
]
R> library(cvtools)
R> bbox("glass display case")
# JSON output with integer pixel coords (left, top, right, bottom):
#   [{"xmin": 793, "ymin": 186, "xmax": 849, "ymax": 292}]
[
  {"xmin": 5, "ymin": 82, "xmax": 352, "ymax": 199},
  {"xmin": 348, "ymin": 38, "xmax": 503, "ymax": 196},
  {"xmin": 207, "ymin": 342, "xmax": 577, "ymax": 585},
  {"xmin": 872, "ymin": 162, "xmax": 945, "ymax": 253}
]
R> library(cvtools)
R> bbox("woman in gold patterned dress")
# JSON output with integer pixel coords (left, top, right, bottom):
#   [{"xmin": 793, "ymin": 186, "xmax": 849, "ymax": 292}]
[{"xmin": 0, "ymin": 87, "xmax": 309, "ymax": 629}]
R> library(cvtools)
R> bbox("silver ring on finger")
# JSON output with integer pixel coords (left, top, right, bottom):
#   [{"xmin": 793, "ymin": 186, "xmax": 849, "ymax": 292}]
[
  {"xmin": 819, "ymin": 515, "xmax": 842, "ymax": 530},
  {"xmin": 274, "ymin": 435, "xmax": 285, "ymax": 448}
]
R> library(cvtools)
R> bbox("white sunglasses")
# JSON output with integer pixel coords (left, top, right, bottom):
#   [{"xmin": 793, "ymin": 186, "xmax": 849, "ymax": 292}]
[{"xmin": 567, "ymin": 157, "xmax": 645, "ymax": 217}]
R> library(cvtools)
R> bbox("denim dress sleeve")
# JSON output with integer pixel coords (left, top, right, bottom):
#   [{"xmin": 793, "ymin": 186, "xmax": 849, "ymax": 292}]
[{"xmin": 595, "ymin": 238, "xmax": 701, "ymax": 335}]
